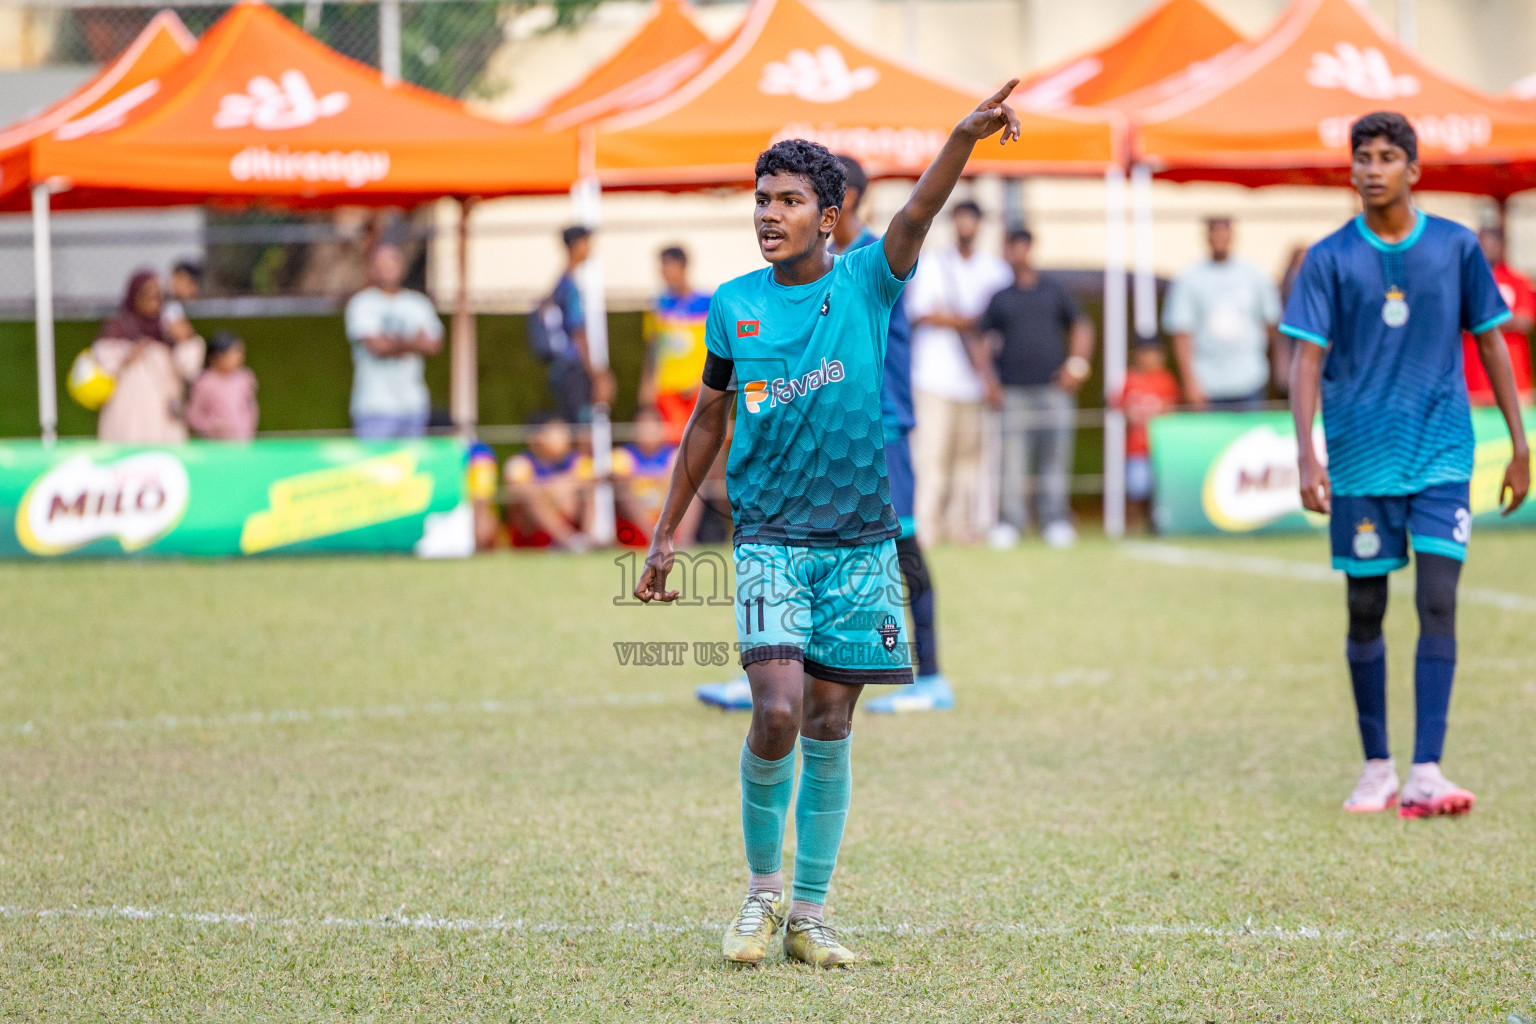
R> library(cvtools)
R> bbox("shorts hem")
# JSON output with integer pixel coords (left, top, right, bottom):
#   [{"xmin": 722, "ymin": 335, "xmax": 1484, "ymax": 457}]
[
  {"xmin": 1411, "ymin": 536, "xmax": 1467, "ymax": 561},
  {"xmin": 1332, "ymin": 555, "xmax": 1409, "ymax": 577},
  {"xmin": 803, "ymin": 658, "xmax": 914, "ymax": 686},
  {"xmin": 740, "ymin": 644, "xmax": 804, "ymax": 668}
]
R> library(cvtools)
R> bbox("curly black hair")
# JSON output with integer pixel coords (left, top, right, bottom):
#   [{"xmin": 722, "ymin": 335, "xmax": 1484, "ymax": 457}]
[
  {"xmin": 1351, "ymin": 111, "xmax": 1418, "ymax": 163},
  {"xmin": 755, "ymin": 139, "xmax": 846, "ymax": 211}
]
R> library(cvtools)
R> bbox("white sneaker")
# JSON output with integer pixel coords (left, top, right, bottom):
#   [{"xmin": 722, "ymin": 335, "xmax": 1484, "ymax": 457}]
[
  {"xmin": 987, "ymin": 523, "xmax": 1021, "ymax": 549},
  {"xmin": 1398, "ymin": 762, "xmax": 1475, "ymax": 819},
  {"xmin": 1343, "ymin": 758, "xmax": 1399, "ymax": 813},
  {"xmin": 1042, "ymin": 520, "xmax": 1077, "ymax": 549}
]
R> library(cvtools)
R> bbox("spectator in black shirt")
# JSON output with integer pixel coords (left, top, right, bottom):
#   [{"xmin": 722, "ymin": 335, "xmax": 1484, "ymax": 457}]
[{"xmin": 975, "ymin": 228, "xmax": 1095, "ymax": 547}]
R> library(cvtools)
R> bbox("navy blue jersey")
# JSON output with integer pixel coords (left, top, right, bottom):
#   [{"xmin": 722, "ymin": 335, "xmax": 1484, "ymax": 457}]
[
  {"xmin": 834, "ymin": 228, "xmax": 916, "ymax": 433},
  {"xmin": 1280, "ymin": 212, "xmax": 1509, "ymax": 496}
]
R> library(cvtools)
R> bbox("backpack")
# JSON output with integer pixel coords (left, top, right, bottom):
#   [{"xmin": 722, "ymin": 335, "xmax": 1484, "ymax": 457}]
[{"xmin": 527, "ymin": 278, "xmax": 577, "ymax": 362}]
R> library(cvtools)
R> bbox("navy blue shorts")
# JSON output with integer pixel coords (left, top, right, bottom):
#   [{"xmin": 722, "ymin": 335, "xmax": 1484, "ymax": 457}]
[
  {"xmin": 883, "ymin": 425, "xmax": 915, "ymax": 540},
  {"xmin": 1330, "ymin": 480, "xmax": 1471, "ymax": 576}
]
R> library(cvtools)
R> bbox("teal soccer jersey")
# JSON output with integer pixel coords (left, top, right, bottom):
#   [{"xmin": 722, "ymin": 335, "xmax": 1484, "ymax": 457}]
[
  {"xmin": 1280, "ymin": 212, "xmax": 1510, "ymax": 496},
  {"xmin": 705, "ymin": 241, "xmax": 912, "ymax": 547}
]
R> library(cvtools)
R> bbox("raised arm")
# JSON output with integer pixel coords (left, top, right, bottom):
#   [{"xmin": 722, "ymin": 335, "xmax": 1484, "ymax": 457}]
[
  {"xmin": 636, "ymin": 384, "xmax": 732, "ymax": 602},
  {"xmin": 882, "ymin": 80, "xmax": 1021, "ymax": 279}
]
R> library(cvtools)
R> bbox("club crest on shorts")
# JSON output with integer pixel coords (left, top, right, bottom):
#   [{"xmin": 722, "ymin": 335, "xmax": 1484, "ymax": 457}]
[
  {"xmin": 1381, "ymin": 286, "xmax": 1409, "ymax": 328},
  {"xmin": 1353, "ymin": 517, "xmax": 1382, "ymax": 559},
  {"xmin": 876, "ymin": 614, "xmax": 901, "ymax": 651}
]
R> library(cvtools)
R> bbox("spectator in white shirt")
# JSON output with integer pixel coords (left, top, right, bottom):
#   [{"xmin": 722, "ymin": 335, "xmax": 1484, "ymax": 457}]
[
  {"xmin": 905, "ymin": 200, "xmax": 1012, "ymax": 546},
  {"xmin": 1162, "ymin": 216, "xmax": 1283, "ymax": 411},
  {"xmin": 344, "ymin": 243, "xmax": 443, "ymax": 438}
]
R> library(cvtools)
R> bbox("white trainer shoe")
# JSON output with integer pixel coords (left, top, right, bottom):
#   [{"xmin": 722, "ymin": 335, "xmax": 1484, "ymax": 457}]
[
  {"xmin": 1042, "ymin": 520, "xmax": 1077, "ymax": 549},
  {"xmin": 1343, "ymin": 758, "xmax": 1399, "ymax": 813}
]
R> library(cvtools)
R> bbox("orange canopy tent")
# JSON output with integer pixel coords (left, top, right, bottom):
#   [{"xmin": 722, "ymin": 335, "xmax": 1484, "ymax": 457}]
[
  {"xmin": 1132, "ymin": 0, "xmax": 1536, "ymax": 197},
  {"xmin": 20, "ymin": 2, "xmax": 578, "ymax": 209},
  {"xmin": 508, "ymin": 0, "xmax": 714, "ymax": 130},
  {"xmin": 18, "ymin": 2, "xmax": 584, "ymax": 442},
  {"xmin": 1012, "ymin": 0, "xmax": 1243, "ymax": 113},
  {"xmin": 591, "ymin": 0, "xmax": 1119, "ymax": 187},
  {"xmin": 0, "ymin": 11, "xmax": 195, "ymax": 206}
]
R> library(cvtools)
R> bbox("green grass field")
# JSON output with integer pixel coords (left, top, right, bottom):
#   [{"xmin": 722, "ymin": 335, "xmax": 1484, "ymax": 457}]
[{"xmin": 3, "ymin": 534, "xmax": 1535, "ymax": 1021}]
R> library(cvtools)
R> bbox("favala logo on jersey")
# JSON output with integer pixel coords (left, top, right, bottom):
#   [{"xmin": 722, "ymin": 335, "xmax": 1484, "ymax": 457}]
[
  {"xmin": 742, "ymin": 358, "xmax": 846, "ymax": 414},
  {"xmin": 16, "ymin": 452, "xmax": 190, "ymax": 555}
]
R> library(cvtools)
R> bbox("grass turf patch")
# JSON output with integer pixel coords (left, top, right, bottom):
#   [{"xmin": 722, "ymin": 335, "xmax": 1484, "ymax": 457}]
[{"xmin": 2, "ymin": 535, "xmax": 1535, "ymax": 1021}]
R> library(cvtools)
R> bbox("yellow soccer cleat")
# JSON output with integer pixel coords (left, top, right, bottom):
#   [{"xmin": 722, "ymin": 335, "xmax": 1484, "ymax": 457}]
[
  {"xmin": 721, "ymin": 891, "xmax": 784, "ymax": 965},
  {"xmin": 783, "ymin": 916, "xmax": 863, "ymax": 968}
]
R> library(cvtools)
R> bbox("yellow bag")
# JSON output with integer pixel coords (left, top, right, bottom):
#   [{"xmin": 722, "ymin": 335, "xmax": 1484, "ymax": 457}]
[{"xmin": 66, "ymin": 348, "xmax": 115, "ymax": 411}]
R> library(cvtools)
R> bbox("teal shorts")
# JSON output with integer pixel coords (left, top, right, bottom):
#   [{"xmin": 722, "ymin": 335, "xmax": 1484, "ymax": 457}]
[{"xmin": 733, "ymin": 539, "xmax": 915, "ymax": 685}]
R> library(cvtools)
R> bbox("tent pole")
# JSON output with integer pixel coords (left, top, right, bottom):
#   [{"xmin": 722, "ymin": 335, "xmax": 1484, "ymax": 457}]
[
  {"xmin": 573, "ymin": 175, "xmax": 615, "ymax": 546},
  {"xmin": 379, "ymin": 0, "xmax": 401, "ymax": 85},
  {"xmin": 1131, "ymin": 163, "xmax": 1156, "ymax": 342},
  {"xmin": 32, "ymin": 183, "xmax": 57, "ymax": 446},
  {"xmin": 1102, "ymin": 166, "xmax": 1128, "ymax": 540},
  {"xmin": 450, "ymin": 197, "xmax": 478, "ymax": 439}
]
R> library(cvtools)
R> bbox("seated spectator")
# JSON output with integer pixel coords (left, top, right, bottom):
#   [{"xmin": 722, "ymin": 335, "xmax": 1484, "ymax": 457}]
[
  {"xmin": 613, "ymin": 407, "xmax": 678, "ymax": 546},
  {"xmin": 162, "ymin": 260, "xmax": 203, "ymax": 343},
  {"xmin": 186, "ymin": 331, "xmax": 258, "ymax": 441},
  {"xmin": 1117, "ymin": 340, "xmax": 1181, "ymax": 533},
  {"xmin": 465, "ymin": 441, "xmax": 501, "ymax": 551},
  {"xmin": 504, "ymin": 416, "xmax": 594, "ymax": 551},
  {"xmin": 93, "ymin": 269, "xmax": 204, "ymax": 444}
]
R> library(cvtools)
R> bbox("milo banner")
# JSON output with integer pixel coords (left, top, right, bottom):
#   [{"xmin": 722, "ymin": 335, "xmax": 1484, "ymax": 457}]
[
  {"xmin": 0, "ymin": 439, "xmax": 471, "ymax": 559},
  {"xmin": 1149, "ymin": 409, "xmax": 1536, "ymax": 535}
]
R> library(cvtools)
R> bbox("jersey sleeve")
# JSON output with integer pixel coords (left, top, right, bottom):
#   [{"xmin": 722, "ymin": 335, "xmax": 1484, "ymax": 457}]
[
  {"xmin": 842, "ymin": 238, "xmax": 914, "ymax": 309},
  {"xmin": 1278, "ymin": 247, "xmax": 1334, "ymax": 348},
  {"xmin": 556, "ymin": 277, "xmax": 585, "ymax": 331},
  {"xmin": 1461, "ymin": 237, "xmax": 1512, "ymax": 335},
  {"xmin": 1159, "ymin": 273, "xmax": 1194, "ymax": 334},
  {"xmin": 703, "ymin": 292, "xmax": 732, "ymax": 360},
  {"xmin": 344, "ymin": 292, "xmax": 379, "ymax": 343},
  {"xmin": 416, "ymin": 293, "xmax": 445, "ymax": 340},
  {"xmin": 978, "ymin": 291, "xmax": 1005, "ymax": 334},
  {"xmin": 1058, "ymin": 281, "xmax": 1085, "ymax": 328}
]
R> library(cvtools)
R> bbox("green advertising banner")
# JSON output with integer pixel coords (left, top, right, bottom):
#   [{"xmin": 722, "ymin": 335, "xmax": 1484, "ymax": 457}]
[
  {"xmin": 1149, "ymin": 409, "xmax": 1536, "ymax": 535},
  {"xmin": 0, "ymin": 439, "xmax": 470, "ymax": 559}
]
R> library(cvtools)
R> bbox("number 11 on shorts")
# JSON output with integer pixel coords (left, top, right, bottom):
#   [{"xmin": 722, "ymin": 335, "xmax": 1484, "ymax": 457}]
[{"xmin": 741, "ymin": 596, "xmax": 765, "ymax": 634}]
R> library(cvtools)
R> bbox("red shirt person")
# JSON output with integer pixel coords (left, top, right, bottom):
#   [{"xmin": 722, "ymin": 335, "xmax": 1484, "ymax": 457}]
[{"xmin": 1463, "ymin": 226, "xmax": 1535, "ymax": 402}]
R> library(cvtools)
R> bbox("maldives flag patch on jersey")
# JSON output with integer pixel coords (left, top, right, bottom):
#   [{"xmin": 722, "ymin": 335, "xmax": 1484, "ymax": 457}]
[{"xmin": 737, "ymin": 320, "xmax": 760, "ymax": 338}]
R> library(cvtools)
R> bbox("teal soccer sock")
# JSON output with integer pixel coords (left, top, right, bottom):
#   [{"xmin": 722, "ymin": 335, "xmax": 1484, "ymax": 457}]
[
  {"xmin": 740, "ymin": 742, "xmax": 796, "ymax": 880},
  {"xmin": 791, "ymin": 734, "xmax": 853, "ymax": 906}
]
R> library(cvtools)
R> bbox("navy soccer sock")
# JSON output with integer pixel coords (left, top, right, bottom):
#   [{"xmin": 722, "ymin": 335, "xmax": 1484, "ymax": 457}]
[
  {"xmin": 1413, "ymin": 636, "xmax": 1457, "ymax": 764},
  {"xmin": 1413, "ymin": 553, "xmax": 1461, "ymax": 764},
  {"xmin": 1346, "ymin": 637, "xmax": 1390, "ymax": 761}
]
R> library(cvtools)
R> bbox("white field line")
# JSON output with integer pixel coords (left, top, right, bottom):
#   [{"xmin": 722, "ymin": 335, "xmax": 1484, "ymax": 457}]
[
  {"xmin": 1122, "ymin": 543, "xmax": 1536, "ymax": 614},
  {"xmin": 0, "ymin": 903, "xmax": 1531, "ymax": 944},
  {"xmin": 9, "ymin": 691, "xmax": 679, "ymax": 738}
]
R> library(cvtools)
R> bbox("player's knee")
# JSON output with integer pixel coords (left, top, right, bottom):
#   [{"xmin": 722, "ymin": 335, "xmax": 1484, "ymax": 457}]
[
  {"xmin": 800, "ymin": 702, "xmax": 854, "ymax": 741},
  {"xmin": 1415, "ymin": 554, "xmax": 1460, "ymax": 637},
  {"xmin": 751, "ymin": 695, "xmax": 801, "ymax": 745},
  {"xmin": 1346, "ymin": 575, "xmax": 1388, "ymax": 642}
]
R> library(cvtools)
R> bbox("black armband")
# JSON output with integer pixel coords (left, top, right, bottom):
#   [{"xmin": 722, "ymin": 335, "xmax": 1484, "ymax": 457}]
[{"xmin": 701, "ymin": 351, "xmax": 736, "ymax": 391}]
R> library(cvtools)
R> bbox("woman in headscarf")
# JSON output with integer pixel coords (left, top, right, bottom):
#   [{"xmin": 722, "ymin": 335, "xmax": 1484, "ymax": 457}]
[{"xmin": 93, "ymin": 269, "xmax": 204, "ymax": 443}]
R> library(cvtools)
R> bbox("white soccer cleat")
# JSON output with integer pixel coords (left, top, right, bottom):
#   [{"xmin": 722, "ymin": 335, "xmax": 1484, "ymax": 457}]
[
  {"xmin": 1343, "ymin": 758, "xmax": 1399, "ymax": 813},
  {"xmin": 1398, "ymin": 762, "xmax": 1475, "ymax": 819}
]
